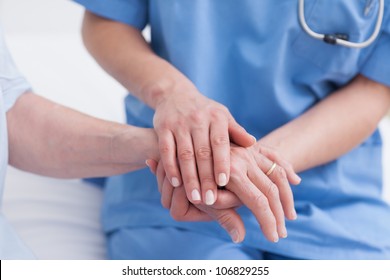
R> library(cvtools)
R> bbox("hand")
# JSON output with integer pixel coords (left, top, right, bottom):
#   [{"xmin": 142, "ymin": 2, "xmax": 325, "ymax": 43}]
[
  {"xmin": 147, "ymin": 159, "xmax": 245, "ymax": 243},
  {"xmin": 153, "ymin": 88, "xmax": 255, "ymax": 206},
  {"xmin": 223, "ymin": 144, "xmax": 297, "ymax": 242},
  {"xmin": 148, "ymin": 142, "xmax": 299, "ymax": 243}
]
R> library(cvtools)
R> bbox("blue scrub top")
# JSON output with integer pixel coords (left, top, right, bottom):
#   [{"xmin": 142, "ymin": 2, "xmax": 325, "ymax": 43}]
[
  {"xmin": 0, "ymin": 28, "xmax": 34, "ymax": 259},
  {"xmin": 74, "ymin": 0, "xmax": 390, "ymax": 259}
]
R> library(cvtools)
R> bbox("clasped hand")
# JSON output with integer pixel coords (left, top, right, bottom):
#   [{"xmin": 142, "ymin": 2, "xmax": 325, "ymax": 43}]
[{"xmin": 148, "ymin": 143, "xmax": 299, "ymax": 243}]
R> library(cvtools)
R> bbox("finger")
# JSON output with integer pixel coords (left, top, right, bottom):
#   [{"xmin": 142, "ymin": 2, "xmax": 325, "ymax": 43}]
[
  {"xmin": 212, "ymin": 189, "xmax": 243, "ymax": 210},
  {"xmin": 192, "ymin": 126, "xmax": 218, "ymax": 206},
  {"xmin": 197, "ymin": 204, "xmax": 246, "ymax": 243},
  {"xmin": 227, "ymin": 174, "xmax": 279, "ymax": 243},
  {"xmin": 228, "ymin": 116, "xmax": 255, "ymax": 147},
  {"xmin": 210, "ymin": 120, "xmax": 230, "ymax": 187},
  {"xmin": 247, "ymin": 161, "xmax": 288, "ymax": 239},
  {"xmin": 146, "ymin": 159, "xmax": 158, "ymax": 174},
  {"xmin": 259, "ymin": 145, "xmax": 301, "ymax": 185},
  {"xmin": 175, "ymin": 130, "xmax": 202, "ymax": 204},
  {"xmin": 256, "ymin": 154, "xmax": 297, "ymax": 221},
  {"xmin": 156, "ymin": 160, "xmax": 165, "ymax": 194},
  {"xmin": 161, "ymin": 177, "xmax": 174, "ymax": 209},
  {"xmin": 170, "ymin": 187, "xmax": 211, "ymax": 221},
  {"xmin": 158, "ymin": 130, "xmax": 182, "ymax": 187}
]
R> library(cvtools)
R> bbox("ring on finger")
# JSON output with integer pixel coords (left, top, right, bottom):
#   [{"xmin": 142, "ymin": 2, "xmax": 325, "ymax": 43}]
[{"xmin": 266, "ymin": 162, "xmax": 277, "ymax": 176}]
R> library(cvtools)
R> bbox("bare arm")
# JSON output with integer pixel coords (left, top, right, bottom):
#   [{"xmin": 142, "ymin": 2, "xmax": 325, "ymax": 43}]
[
  {"xmin": 82, "ymin": 11, "xmax": 255, "ymax": 206},
  {"xmin": 7, "ymin": 92, "xmax": 158, "ymax": 178},
  {"xmin": 258, "ymin": 75, "xmax": 390, "ymax": 173}
]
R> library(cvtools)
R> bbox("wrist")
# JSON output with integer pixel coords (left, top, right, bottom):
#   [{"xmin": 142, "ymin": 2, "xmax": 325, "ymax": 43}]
[
  {"xmin": 140, "ymin": 75, "xmax": 198, "ymax": 108},
  {"xmin": 110, "ymin": 126, "xmax": 159, "ymax": 168}
]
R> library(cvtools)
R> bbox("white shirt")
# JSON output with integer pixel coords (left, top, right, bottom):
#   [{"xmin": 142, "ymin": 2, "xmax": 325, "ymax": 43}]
[{"xmin": 0, "ymin": 27, "xmax": 34, "ymax": 259}]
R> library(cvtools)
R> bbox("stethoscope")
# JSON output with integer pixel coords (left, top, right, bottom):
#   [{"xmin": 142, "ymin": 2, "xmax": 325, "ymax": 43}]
[{"xmin": 298, "ymin": 0, "xmax": 385, "ymax": 48}]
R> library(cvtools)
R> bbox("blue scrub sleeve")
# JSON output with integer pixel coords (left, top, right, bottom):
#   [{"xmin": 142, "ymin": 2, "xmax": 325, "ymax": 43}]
[
  {"xmin": 73, "ymin": 0, "xmax": 149, "ymax": 30},
  {"xmin": 360, "ymin": 15, "xmax": 390, "ymax": 87}
]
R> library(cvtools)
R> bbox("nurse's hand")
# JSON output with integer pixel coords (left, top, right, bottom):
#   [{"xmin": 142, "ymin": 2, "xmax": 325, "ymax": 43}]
[
  {"xmin": 153, "ymin": 89, "xmax": 255, "ymax": 207},
  {"xmin": 147, "ymin": 159, "xmax": 246, "ymax": 243}
]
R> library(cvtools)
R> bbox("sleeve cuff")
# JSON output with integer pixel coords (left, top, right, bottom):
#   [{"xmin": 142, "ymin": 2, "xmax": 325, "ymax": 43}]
[
  {"xmin": 73, "ymin": 0, "xmax": 148, "ymax": 30},
  {"xmin": 3, "ymin": 77, "xmax": 31, "ymax": 112},
  {"xmin": 360, "ymin": 18, "xmax": 390, "ymax": 87}
]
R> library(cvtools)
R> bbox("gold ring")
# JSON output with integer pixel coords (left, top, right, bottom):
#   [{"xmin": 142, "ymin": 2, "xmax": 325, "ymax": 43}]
[{"xmin": 266, "ymin": 162, "xmax": 277, "ymax": 176}]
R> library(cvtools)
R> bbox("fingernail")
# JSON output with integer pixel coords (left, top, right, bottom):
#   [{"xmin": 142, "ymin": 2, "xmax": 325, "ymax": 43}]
[
  {"xmin": 251, "ymin": 135, "xmax": 257, "ymax": 143},
  {"xmin": 291, "ymin": 209, "xmax": 297, "ymax": 220},
  {"xmin": 205, "ymin": 190, "xmax": 215, "ymax": 205},
  {"xmin": 294, "ymin": 174, "xmax": 302, "ymax": 184},
  {"xmin": 171, "ymin": 177, "xmax": 180, "ymax": 187},
  {"xmin": 145, "ymin": 160, "xmax": 151, "ymax": 168},
  {"xmin": 191, "ymin": 189, "xmax": 201, "ymax": 201},
  {"xmin": 281, "ymin": 228, "xmax": 288, "ymax": 239},
  {"xmin": 218, "ymin": 173, "xmax": 227, "ymax": 186},
  {"xmin": 230, "ymin": 229, "xmax": 240, "ymax": 244},
  {"xmin": 273, "ymin": 233, "xmax": 279, "ymax": 243}
]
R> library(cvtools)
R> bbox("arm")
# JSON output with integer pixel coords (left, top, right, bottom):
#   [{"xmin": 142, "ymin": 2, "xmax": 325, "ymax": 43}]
[
  {"xmin": 258, "ymin": 75, "xmax": 390, "ymax": 172},
  {"xmin": 81, "ymin": 11, "xmax": 255, "ymax": 205},
  {"xmin": 7, "ymin": 92, "xmax": 158, "ymax": 178}
]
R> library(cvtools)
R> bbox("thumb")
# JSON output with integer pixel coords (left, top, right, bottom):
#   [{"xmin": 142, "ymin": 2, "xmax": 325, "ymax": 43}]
[
  {"xmin": 198, "ymin": 205, "xmax": 246, "ymax": 243},
  {"xmin": 146, "ymin": 159, "xmax": 158, "ymax": 174},
  {"xmin": 228, "ymin": 118, "xmax": 256, "ymax": 148}
]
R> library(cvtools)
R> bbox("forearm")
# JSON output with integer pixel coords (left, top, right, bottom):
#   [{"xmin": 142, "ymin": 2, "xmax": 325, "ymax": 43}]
[
  {"xmin": 7, "ymin": 92, "xmax": 158, "ymax": 178},
  {"xmin": 259, "ymin": 75, "xmax": 390, "ymax": 173},
  {"xmin": 82, "ymin": 11, "xmax": 196, "ymax": 108}
]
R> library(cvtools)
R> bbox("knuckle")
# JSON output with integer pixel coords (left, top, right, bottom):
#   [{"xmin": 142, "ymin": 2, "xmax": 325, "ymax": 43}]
[
  {"xmin": 183, "ymin": 176, "xmax": 199, "ymax": 188},
  {"xmin": 216, "ymin": 212, "xmax": 234, "ymax": 229},
  {"xmin": 170, "ymin": 208, "xmax": 185, "ymax": 221},
  {"xmin": 158, "ymin": 120, "xmax": 173, "ymax": 130},
  {"xmin": 178, "ymin": 148, "xmax": 195, "ymax": 161},
  {"xmin": 159, "ymin": 144, "xmax": 171, "ymax": 155},
  {"xmin": 196, "ymin": 146, "xmax": 212, "ymax": 160},
  {"xmin": 201, "ymin": 177, "xmax": 216, "ymax": 188},
  {"xmin": 274, "ymin": 166, "xmax": 287, "ymax": 180},
  {"xmin": 253, "ymin": 194, "xmax": 270, "ymax": 214},
  {"xmin": 211, "ymin": 135, "xmax": 229, "ymax": 147},
  {"xmin": 266, "ymin": 182, "xmax": 279, "ymax": 200},
  {"xmin": 210, "ymin": 107, "xmax": 227, "ymax": 119},
  {"xmin": 189, "ymin": 111, "xmax": 204, "ymax": 125}
]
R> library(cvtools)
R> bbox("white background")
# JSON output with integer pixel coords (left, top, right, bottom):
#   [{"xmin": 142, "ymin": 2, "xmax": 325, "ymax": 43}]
[{"xmin": 0, "ymin": 0, "xmax": 127, "ymax": 122}]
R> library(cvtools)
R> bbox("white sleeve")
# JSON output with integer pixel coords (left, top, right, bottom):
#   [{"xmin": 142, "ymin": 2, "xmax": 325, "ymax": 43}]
[{"xmin": 0, "ymin": 28, "xmax": 31, "ymax": 112}]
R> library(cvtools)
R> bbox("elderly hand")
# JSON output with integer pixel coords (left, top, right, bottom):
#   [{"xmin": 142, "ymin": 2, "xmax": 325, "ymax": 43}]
[
  {"xmin": 147, "ymin": 159, "xmax": 246, "ymax": 243},
  {"xmin": 147, "ymin": 143, "xmax": 300, "ymax": 243},
  {"xmin": 153, "ymin": 88, "xmax": 255, "ymax": 207}
]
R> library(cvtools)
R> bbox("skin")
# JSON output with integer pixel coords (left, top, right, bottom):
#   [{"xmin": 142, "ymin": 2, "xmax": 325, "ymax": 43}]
[
  {"xmin": 151, "ymin": 74, "xmax": 390, "ymax": 243},
  {"xmin": 81, "ymin": 11, "xmax": 256, "ymax": 207},
  {"xmin": 5, "ymin": 92, "xmax": 259, "ymax": 239},
  {"xmin": 81, "ymin": 11, "xmax": 390, "ymax": 243},
  {"xmin": 7, "ymin": 92, "xmax": 159, "ymax": 177}
]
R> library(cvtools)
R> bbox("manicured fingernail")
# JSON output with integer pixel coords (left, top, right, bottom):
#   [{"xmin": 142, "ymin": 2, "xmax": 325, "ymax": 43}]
[
  {"xmin": 205, "ymin": 190, "xmax": 215, "ymax": 205},
  {"xmin": 191, "ymin": 189, "xmax": 201, "ymax": 201},
  {"xmin": 171, "ymin": 177, "xmax": 180, "ymax": 187},
  {"xmin": 218, "ymin": 173, "xmax": 227, "ymax": 186},
  {"xmin": 230, "ymin": 229, "xmax": 240, "ymax": 244},
  {"xmin": 273, "ymin": 233, "xmax": 279, "ymax": 243}
]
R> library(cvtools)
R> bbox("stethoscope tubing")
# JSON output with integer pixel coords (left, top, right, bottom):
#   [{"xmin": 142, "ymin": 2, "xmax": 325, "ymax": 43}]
[{"xmin": 298, "ymin": 0, "xmax": 384, "ymax": 48}]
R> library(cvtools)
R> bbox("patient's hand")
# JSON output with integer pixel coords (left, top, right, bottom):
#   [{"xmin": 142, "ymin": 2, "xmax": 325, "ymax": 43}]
[
  {"xmin": 148, "ymin": 159, "xmax": 245, "ymax": 243},
  {"xmin": 148, "ymin": 144, "xmax": 299, "ymax": 243}
]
